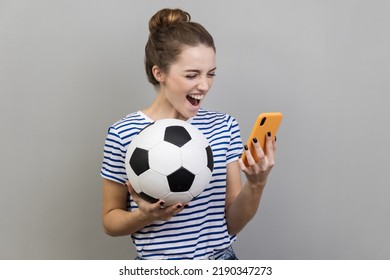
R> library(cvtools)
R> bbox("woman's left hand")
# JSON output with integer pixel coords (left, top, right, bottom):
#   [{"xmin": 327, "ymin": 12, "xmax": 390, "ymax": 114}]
[{"xmin": 238, "ymin": 132, "xmax": 276, "ymax": 188}]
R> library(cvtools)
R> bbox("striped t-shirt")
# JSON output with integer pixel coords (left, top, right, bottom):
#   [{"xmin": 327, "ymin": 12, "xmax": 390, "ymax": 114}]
[{"xmin": 101, "ymin": 108, "xmax": 243, "ymax": 259}]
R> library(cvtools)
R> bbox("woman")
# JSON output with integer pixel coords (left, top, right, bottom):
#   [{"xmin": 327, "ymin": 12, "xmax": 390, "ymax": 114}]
[{"xmin": 101, "ymin": 8, "xmax": 276, "ymax": 260}]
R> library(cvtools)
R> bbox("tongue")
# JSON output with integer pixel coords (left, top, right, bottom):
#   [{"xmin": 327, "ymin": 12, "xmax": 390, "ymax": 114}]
[{"xmin": 187, "ymin": 96, "xmax": 199, "ymax": 106}]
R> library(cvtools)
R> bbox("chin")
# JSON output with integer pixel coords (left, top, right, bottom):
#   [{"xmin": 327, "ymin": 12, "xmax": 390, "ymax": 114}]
[
  {"xmin": 177, "ymin": 104, "xmax": 201, "ymax": 120},
  {"xmin": 185, "ymin": 109, "xmax": 200, "ymax": 119}
]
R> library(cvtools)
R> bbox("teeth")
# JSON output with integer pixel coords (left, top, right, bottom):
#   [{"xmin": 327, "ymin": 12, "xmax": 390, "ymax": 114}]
[{"xmin": 189, "ymin": 94, "xmax": 204, "ymax": 100}]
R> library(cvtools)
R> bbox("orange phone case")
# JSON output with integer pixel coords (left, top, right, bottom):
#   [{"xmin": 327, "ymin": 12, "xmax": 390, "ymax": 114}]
[{"xmin": 242, "ymin": 112, "xmax": 283, "ymax": 166}]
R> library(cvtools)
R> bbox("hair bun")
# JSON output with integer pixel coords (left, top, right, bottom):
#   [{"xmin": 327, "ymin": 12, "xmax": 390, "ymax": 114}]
[{"xmin": 149, "ymin": 8, "xmax": 191, "ymax": 32}]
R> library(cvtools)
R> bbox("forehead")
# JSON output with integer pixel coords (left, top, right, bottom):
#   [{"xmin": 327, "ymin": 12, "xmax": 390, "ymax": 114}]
[{"xmin": 172, "ymin": 45, "xmax": 216, "ymax": 70}]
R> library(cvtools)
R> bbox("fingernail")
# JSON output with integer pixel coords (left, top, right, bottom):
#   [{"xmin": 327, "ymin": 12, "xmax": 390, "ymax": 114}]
[
  {"xmin": 252, "ymin": 137, "xmax": 258, "ymax": 143},
  {"xmin": 267, "ymin": 131, "xmax": 271, "ymax": 137},
  {"xmin": 244, "ymin": 144, "xmax": 249, "ymax": 150}
]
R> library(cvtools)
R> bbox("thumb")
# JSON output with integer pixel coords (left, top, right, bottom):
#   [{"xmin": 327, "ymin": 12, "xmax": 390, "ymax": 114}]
[{"xmin": 125, "ymin": 181, "xmax": 141, "ymax": 203}]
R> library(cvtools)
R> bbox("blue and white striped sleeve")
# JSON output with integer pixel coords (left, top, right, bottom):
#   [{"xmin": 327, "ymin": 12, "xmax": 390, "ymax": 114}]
[
  {"xmin": 100, "ymin": 126, "xmax": 127, "ymax": 184},
  {"xmin": 226, "ymin": 116, "xmax": 243, "ymax": 164}
]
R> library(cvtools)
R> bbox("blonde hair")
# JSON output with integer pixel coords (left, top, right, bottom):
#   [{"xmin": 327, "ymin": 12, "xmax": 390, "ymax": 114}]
[{"xmin": 144, "ymin": 8, "xmax": 215, "ymax": 86}]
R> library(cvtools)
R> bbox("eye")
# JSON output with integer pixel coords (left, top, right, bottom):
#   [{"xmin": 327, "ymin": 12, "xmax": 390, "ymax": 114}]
[
  {"xmin": 186, "ymin": 74, "xmax": 197, "ymax": 79},
  {"xmin": 207, "ymin": 72, "xmax": 216, "ymax": 78}
]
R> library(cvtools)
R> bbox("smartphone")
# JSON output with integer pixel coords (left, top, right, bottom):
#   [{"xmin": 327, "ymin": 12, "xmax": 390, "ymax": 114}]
[{"xmin": 241, "ymin": 112, "xmax": 283, "ymax": 166}]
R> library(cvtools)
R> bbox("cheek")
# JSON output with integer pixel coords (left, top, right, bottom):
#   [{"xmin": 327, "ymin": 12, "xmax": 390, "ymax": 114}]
[{"xmin": 170, "ymin": 79, "xmax": 194, "ymax": 92}]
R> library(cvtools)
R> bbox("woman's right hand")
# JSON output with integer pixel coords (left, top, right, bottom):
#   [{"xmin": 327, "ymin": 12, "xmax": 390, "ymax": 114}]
[{"xmin": 125, "ymin": 181, "xmax": 186, "ymax": 222}]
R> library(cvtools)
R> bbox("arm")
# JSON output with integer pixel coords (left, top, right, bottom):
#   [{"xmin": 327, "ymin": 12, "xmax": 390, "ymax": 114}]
[
  {"xmin": 225, "ymin": 133, "xmax": 276, "ymax": 235},
  {"xmin": 102, "ymin": 178, "xmax": 152, "ymax": 236},
  {"xmin": 102, "ymin": 178, "xmax": 185, "ymax": 236}
]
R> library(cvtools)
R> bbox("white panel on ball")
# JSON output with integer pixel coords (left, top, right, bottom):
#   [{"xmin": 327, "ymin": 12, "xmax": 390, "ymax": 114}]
[
  {"xmin": 135, "ymin": 123, "xmax": 166, "ymax": 150},
  {"xmin": 138, "ymin": 170, "xmax": 170, "ymax": 199},
  {"xmin": 189, "ymin": 168, "xmax": 212, "ymax": 198},
  {"xmin": 181, "ymin": 140, "xmax": 208, "ymax": 174},
  {"xmin": 127, "ymin": 169, "xmax": 142, "ymax": 193},
  {"xmin": 161, "ymin": 191, "xmax": 193, "ymax": 206},
  {"xmin": 149, "ymin": 141, "xmax": 182, "ymax": 176}
]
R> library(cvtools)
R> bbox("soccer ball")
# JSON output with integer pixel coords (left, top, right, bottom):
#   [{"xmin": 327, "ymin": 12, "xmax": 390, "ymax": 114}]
[{"xmin": 125, "ymin": 119, "xmax": 213, "ymax": 206}]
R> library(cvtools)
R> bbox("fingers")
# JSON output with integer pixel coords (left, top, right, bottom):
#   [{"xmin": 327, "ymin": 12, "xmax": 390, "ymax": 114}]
[
  {"xmin": 238, "ymin": 156, "xmax": 247, "ymax": 171},
  {"xmin": 125, "ymin": 181, "xmax": 141, "ymax": 204},
  {"xmin": 239, "ymin": 133, "xmax": 278, "ymax": 187},
  {"xmin": 162, "ymin": 203, "xmax": 187, "ymax": 217},
  {"xmin": 125, "ymin": 181, "xmax": 187, "ymax": 221},
  {"xmin": 273, "ymin": 135, "xmax": 277, "ymax": 154},
  {"xmin": 124, "ymin": 181, "xmax": 131, "ymax": 191},
  {"xmin": 240, "ymin": 133, "xmax": 277, "ymax": 172},
  {"xmin": 243, "ymin": 136, "xmax": 268, "ymax": 168},
  {"xmin": 144, "ymin": 202, "xmax": 186, "ymax": 221},
  {"xmin": 264, "ymin": 132, "xmax": 275, "ymax": 166},
  {"xmin": 243, "ymin": 144, "xmax": 256, "ymax": 167},
  {"xmin": 252, "ymin": 137, "xmax": 266, "ymax": 162}
]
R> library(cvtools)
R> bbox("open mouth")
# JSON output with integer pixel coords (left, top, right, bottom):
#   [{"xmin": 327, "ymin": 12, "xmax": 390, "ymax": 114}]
[{"xmin": 186, "ymin": 94, "xmax": 204, "ymax": 106}]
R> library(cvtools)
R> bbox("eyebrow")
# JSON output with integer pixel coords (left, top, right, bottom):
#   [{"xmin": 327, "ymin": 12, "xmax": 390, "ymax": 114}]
[{"xmin": 184, "ymin": 67, "xmax": 217, "ymax": 73}]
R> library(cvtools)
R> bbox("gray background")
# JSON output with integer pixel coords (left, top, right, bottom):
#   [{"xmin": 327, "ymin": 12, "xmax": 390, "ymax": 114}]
[{"xmin": 1, "ymin": 0, "xmax": 389, "ymax": 259}]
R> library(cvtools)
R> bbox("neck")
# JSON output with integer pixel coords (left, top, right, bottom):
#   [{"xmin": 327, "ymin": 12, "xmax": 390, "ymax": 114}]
[{"xmin": 142, "ymin": 94, "xmax": 187, "ymax": 121}]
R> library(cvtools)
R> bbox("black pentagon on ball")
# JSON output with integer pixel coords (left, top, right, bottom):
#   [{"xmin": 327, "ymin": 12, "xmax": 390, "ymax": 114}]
[
  {"xmin": 164, "ymin": 126, "xmax": 192, "ymax": 147},
  {"xmin": 129, "ymin": 147, "xmax": 149, "ymax": 176},
  {"xmin": 206, "ymin": 145, "xmax": 214, "ymax": 172},
  {"xmin": 167, "ymin": 167, "xmax": 195, "ymax": 192}
]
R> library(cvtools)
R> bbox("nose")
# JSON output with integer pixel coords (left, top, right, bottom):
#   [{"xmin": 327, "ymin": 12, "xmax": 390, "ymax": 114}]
[{"xmin": 197, "ymin": 76, "xmax": 211, "ymax": 92}]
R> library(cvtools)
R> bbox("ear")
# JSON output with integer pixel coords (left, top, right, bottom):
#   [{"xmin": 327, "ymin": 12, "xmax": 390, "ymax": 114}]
[{"xmin": 152, "ymin": 65, "xmax": 165, "ymax": 83}]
